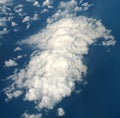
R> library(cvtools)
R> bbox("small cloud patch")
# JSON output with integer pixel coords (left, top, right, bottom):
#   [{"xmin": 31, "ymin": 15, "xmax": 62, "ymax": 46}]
[
  {"xmin": 57, "ymin": 108, "xmax": 65, "ymax": 117},
  {"xmin": 4, "ymin": 59, "xmax": 18, "ymax": 67}
]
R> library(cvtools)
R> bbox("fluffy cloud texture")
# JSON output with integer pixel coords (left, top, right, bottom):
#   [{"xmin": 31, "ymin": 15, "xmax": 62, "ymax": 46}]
[
  {"xmin": 0, "ymin": 0, "xmax": 93, "ymax": 39},
  {"xmin": 13, "ymin": 47, "xmax": 22, "ymax": 52},
  {"xmin": 4, "ymin": 0, "xmax": 116, "ymax": 117},
  {"xmin": 5, "ymin": 15, "xmax": 115, "ymax": 109},
  {"xmin": 4, "ymin": 59, "xmax": 18, "ymax": 67},
  {"xmin": 57, "ymin": 108, "xmax": 65, "ymax": 117},
  {"xmin": 21, "ymin": 112, "xmax": 42, "ymax": 118}
]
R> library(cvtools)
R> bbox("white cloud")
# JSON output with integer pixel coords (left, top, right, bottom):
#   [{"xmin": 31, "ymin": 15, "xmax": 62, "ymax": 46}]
[
  {"xmin": 46, "ymin": 1, "xmax": 93, "ymax": 24},
  {"xmin": 0, "ymin": 28, "xmax": 9, "ymax": 38},
  {"xmin": 43, "ymin": 0, "xmax": 50, "ymax": 6},
  {"xmin": 102, "ymin": 39, "xmax": 116, "ymax": 46},
  {"xmin": 57, "ymin": 108, "xmax": 65, "ymax": 117},
  {"xmin": 22, "ymin": 14, "xmax": 39, "ymax": 24},
  {"xmin": 43, "ymin": 0, "xmax": 53, "ymax": 8},
  {"xmin": 16, "ymin": 55, "xmax": 23, "ymax": 60},
  {"xmin": 6, "ymin": 90, "xmax": 23, "ymax": 101},
  {"xmin": 21, "ymin": 112, "xmax": 42, "ymax": 118},
  {"xmin": 81, "ymin": 2, "xmax": 93, "ymax": 11},
  {"xmin": 31, "ymin": 13, "xmax": 39, "ymax": 21},
  {"xmin": 14, "ymin": 7, "xmax": 25, "ymax": 17},
  {"xmin": 5, "ymin": 15, "xmax": 115, "ymax": 109},
  {"xmin": 22, "ymin": 16, "xmax": 31, "ymax": 23},
  {"xmin": 59, "ymin": 0, "xmax": 93, "ymax": 13},
  {"xmin": 26, "ymin": 23, "xmax": 31, "ymax": 29},
  {"xmin": 4, "ymin": 0, "xmax": 115, "ymax": 117},
  {"xmin": 15, "ymin": 54, "xmax": 26, "ymax": 60},
  {"xmin": 74, "ymin": 89, "xmax": 82, "ymax": 94},
  {"xmin": 4, "ymin": 59, "xmax": 18, "ymax": 67},
  {"xmin": 11, "ymin": 21, "xmax": 17, "ymax": 27},
  {"xmin": 14, "ymin": 47, "xmax": 22, "ymax": 52},
  {"xmin": 33, "ymin": 1, "xmax": 40, "ymax": 7},
  {"xmin": 13, "ymin": 28, "xmax": 19, "ymax": 32},
  {"xmin": 0, "ymin": 17, "xmax": 7, "ymax": 27},
  {"xmin": 41, "ymin": 9, "xmax": 49, "ymax": 13}
]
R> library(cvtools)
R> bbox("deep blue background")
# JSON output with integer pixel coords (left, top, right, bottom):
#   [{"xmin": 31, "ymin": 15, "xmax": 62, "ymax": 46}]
[{"xmin": 0, "ymin": 0, "xmax": 120, "ymax": 118}]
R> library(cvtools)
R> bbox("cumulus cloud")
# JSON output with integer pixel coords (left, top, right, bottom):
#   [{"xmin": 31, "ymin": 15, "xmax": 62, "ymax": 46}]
[
  {"xmin": 59, "ymin": 0, "xmax": 93, "ymax": 13},
  {"xmin": 43, "ymin": 0, "xmax": 50, "ymax": 6},
  {"xmin": 16, "ymin": 55, "xmax": 23, "ymax": 60},
  {"xmin": 43, "ymin": 0, "xmax": 53, "ymax": 8},
  {"xmin": 0, "ymin": 12, "xmax": 10, "ymax": 33},
  {"xmin": 4, "ymin": 0, "xmax": 115, "ymax": 117},
  {"xmin": 21, "ymin": 112, "xmax": 42, "ymax": 118},
  {"xmin": 31, "ymin": 13, "xmax": 39, "ymax": 21},
  {"xmin": 57, "ymin": 108, "xmax": 65, "ymax": 117},
  {"xmin": 22, "ymin": 14, "xmax": 39, "ymax": 24},
  {"xmin": 81, "ymin": 2, "xmax": 93, "ymax": 11},
  {"xmin": 14, "ymin": 47, "xmax": 22, "ymax": 52},
  {"xmin": 14, "ymin": 4, "xmax": 25, "ymax": 17},
  {"xmin": 0, "ymin": 28, "xmax": 9, "ymax": 38},
  {"xmin": 5, "ymin": 15, "xmax": 115, "ymax": 109},
  {"xmin": 0, "ymin": 17, "xmax": 7, "ymax": 27},
  {"xmin": 4, "ymin": 59, "xmax": 18, "ymax": 67},
  {"xmin": 41, "ymin": 9, "xmax": 49, "ymax": 13},
  {"xmin": 33, "ymin": 1, "xmax": 40, "ymax": 7},
  {"xmin": 11, "ymin": 21, "xmax": 17, "ymax": 27},
  {"xmin": 46, "ymin": 0, "xmax": 93, "ymax": 24},
  {"xmin": 5, "ymin": 90, "xmax": 23, "ymax": 101},
  {"xmin": 13, "ymin": 54, "xmax": 26, "ymax": 60},
  {"xmin": 102, "ymin": 39, "xmax": 116, "ymax": 46},
  {"xmin": 22, "ymin": 16, "xmax": 31, "ymax": 23}
]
